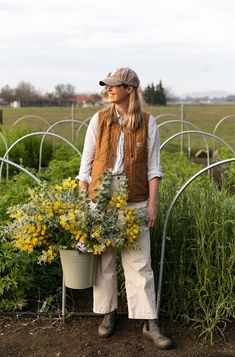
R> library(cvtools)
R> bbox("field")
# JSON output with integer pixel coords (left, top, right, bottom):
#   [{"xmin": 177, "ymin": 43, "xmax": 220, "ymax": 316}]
[
  {"xmin": 0, "ymin": 104, "xmax": 235, "ymax": 356},
  {"xmin": 2, "ymin": 104, "xmax": 235, "ymax": 144}
]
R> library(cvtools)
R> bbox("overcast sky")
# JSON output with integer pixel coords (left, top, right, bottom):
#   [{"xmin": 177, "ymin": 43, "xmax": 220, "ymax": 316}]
[{"xmin": 0, "ymin": 0, "xmax": 235, "ymax": 96}]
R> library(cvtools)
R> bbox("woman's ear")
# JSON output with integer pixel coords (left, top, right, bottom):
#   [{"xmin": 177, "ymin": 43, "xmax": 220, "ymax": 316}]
[{"xmin": 127, "ymin": 86, "xmax": 134, "ymax": 94}]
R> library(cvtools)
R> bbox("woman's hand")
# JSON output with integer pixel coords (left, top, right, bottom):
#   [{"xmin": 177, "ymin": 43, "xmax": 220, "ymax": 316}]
[
  {"xmin": 147, "ymin": 177, "xmax": 160, "ymax": 228},
  {"xmin": 146, "ymin": 202, "xmax": 157, "ymax": 228},
  {"xmin": 78, "ymin": 181, "xmax": 88, "ymax": 191}
]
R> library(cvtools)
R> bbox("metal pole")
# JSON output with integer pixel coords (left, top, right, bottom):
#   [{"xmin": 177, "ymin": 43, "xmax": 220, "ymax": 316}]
[
  {"xmin": 180, "ymin": 104, "xmax": 184, "ymax": 153},
  {"xmin": 0, "ymin": 109, "xmax": 3, "ymax": 124},
  {"xmin": 62, "ymin": 274, "xmax": 66, "ymax": 319},
  {"xmin": 71, "ymin": 104, "xmax": 75, "ymax": 143}
]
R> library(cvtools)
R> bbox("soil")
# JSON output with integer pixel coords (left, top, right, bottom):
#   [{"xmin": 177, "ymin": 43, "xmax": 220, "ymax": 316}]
[
  {"xmin": 0, "ymin": 288, "xmax": 235, "ymax": 357},
  {"xmin": 1, "ymin": 315, "xmax": 235, "ymax": 357}
]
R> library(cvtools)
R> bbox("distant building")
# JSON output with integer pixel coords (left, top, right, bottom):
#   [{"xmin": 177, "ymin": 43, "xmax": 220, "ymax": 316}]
[
  {"xmin": 10, "ymin": 100, "xmax": 21, "ymax": 108},
  {"xmin": 74, "ymin": 94, "xmax": 103, "ymax": 107}
]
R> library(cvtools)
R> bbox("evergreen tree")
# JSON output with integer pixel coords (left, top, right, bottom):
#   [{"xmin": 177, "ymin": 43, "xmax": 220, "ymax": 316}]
[
  {"xmin": 143, "ymin": 80, "xmax": 167, "ymax": 105},
  {"xmin": 155, "ymin": 80, "xmax": 166, "ymax": 105}
]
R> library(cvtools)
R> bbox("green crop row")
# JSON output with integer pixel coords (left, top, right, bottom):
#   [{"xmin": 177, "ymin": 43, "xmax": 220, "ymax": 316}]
[{"xmin": 152, "ymin": 152, "xmax": 235, "ymax": 343}]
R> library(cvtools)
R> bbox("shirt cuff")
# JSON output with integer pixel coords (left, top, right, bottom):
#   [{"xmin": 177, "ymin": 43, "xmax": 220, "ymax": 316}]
[
  {"xmin": 148, "ymin": 167, "xmax": 163, "ymax": 181},
  {"xmin": 75, "ymin": 174, "xmax": 92, "ymax": 184}
]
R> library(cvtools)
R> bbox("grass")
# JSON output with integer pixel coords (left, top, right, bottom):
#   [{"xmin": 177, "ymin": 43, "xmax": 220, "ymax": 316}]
[{"xmin": 1, "ymin": 104, "xmax": 235, "ymax": 153}]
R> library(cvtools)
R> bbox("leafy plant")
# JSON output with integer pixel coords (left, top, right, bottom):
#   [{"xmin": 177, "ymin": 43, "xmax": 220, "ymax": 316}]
[
  {"xmin": 0, "ymin": 171, "xmax": 37, "ymax": 225},
  {"xmin": 217, "ymin": 147, "xmax": 235, "ymax": 186},
  {"xmin": 0, "ymin": 242, "xmax": 33, "ymax": 311}
]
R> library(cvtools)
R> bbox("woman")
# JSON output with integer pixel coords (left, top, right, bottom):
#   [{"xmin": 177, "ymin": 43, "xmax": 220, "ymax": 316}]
[{"xmin": 77, "ymin": 67, "xmax": 173, "ymax": 349}]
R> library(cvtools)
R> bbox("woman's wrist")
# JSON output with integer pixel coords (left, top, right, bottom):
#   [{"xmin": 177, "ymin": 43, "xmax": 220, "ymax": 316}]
[{"xmin": 78, "ymin": 181, "xmax": 88, "ymax": 191}]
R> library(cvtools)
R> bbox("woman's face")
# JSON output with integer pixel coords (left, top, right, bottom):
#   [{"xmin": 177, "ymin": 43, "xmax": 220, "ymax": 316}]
[{"xmin": 106, "ymin": 85, "xmax": 132, "ymax": 105}]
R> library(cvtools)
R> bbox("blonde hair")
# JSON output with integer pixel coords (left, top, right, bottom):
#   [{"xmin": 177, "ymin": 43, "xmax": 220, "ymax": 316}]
[{"xmin": 109, "ymin": 87, "xmax": 143, "ymax": 131}]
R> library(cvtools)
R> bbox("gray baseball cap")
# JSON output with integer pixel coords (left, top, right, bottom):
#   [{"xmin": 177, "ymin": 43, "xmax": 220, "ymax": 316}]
[{"xmin": 99, "ymin": 67, "xmax": 140, "ymax": 88}]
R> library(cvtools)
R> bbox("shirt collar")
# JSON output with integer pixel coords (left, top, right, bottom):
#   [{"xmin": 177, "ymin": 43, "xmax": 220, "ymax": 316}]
[{"xmin": 115, "ymin": 108, "xmax": 121, "ymax": 119}]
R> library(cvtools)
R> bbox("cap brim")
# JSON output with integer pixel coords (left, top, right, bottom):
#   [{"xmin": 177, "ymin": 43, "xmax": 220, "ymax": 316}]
[{"xmin": 99, "ymin": 78, "xmax": 123, "ymax": 86}]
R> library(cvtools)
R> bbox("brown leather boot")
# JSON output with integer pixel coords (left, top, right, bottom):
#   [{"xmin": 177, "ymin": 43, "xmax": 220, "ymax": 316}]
[
  {"xmin": 98, "ymin": 310, "xmax": 117, "ymax": 338},
  {"xmin": 143, "ymin": 320, "xmax": 174, "ymax": 349}
]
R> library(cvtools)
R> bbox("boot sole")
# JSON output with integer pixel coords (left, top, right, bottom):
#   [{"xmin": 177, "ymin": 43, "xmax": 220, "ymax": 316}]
[{"xmin": 143, "ymin": 331, "xmax": 174, "ymax": 349}]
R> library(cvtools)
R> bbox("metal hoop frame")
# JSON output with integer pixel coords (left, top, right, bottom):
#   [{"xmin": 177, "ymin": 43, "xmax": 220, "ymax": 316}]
[
  {"xmin": 158, "ymin": 119, "xmax": 210, "ymax": 165},
  {"xmin": 12, "ymin": 115, "xmax": 50, "ymax": 128},
  {"xmin": 160, "ymin": 130, "xmax": 235, "ymax": 157},
  {"xmin": 38, "ymin": 120, "xmax": 85, "ymax": 172},
  {"xmin": 0, "ymin": 132, "xmax": 82, "ymax": 181}
]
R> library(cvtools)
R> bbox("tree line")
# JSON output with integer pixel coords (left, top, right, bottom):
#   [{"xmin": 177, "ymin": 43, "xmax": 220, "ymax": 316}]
[
  {"xmin": 0, "ymin": 80, "xmax": 168, "ymax": 106},
  {"xmin": 0, "ymin": 82, "xmax": 77, "ymax": 106}
]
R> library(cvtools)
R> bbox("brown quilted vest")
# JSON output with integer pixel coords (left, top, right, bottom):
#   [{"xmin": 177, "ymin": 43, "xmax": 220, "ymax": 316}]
[{"xmin": 88, "ymin": 107, "xmax": 149, "ymax": 202}]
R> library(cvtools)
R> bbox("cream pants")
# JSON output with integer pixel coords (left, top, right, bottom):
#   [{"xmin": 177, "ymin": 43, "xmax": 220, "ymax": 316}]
[{"xmin": 93, "ymin": 179, "xmax": 157, "ymax": 319}]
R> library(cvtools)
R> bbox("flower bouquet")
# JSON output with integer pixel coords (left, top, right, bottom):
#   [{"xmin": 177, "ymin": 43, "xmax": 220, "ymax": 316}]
[{"xmin": 6, "ymin": 170, "xmax": 145, "ymax": 264}]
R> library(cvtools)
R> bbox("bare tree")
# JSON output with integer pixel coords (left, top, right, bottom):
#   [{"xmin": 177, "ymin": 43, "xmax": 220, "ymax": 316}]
[
  {"xmin": 15, "ymin": 81, "xmax": 39, "ymax": 104},
  {"xmin": 0, "ymin": 85, "xmax": 15, "ymax": 104},
  {"xmin": 54, "ymin": 83, "xmax": 76, "ymax": 104}
]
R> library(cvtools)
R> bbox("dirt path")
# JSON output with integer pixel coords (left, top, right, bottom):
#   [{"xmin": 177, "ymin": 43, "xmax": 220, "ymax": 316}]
[{"xmin": 1, "ymin": 315, "xmax": 235, "ymax": 357}]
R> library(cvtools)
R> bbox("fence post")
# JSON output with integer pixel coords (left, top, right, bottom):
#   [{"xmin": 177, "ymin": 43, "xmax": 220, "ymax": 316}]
[
  {"xmin": 180, "ymin": 104, "xmax": 184, "ymax": 153},
  {"xmin": 71, "ymin": 103, "xmax": 75, "ymax": 143},
  {"xmin": 0, "ymin": 109, "xmax": 3, "ymax": 124}
]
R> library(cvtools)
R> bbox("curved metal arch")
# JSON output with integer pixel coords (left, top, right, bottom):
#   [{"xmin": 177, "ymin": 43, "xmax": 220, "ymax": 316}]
[
  {"xmin": 0, "ymin": 157, "xmax": 42, "ymax": 185},
  {"xmin": 212, "ymin": 115, "xmax": 235, "ymax": 155},
  {"xmin": 75, "ymin": 117, "xmax": 90, "ymax": 142},
  {"xmin": 0, "ymin": 132, "xmax": 82, "ymax": 181},
  {"xmin": 160, "ymin": 130, "xmax": 235, "ymax": 157},
  {"xmin": 0, "ymin": 132, "xmax": 9, "ymax": 179},
  {"xmin": 158, "ymin": 119, "xmax": 199, "ymax": 129},
  {"xmin": 155, "ymin": 113, "xmax": 181, "ymax": 121},
  {"xmin": 213, "ymin": 115, "xmax": 235, "ymax": 136},
  {"xmin": 155, "ymin": 105, "xmax": 185, "ymax": 153},
  {"xmin": 158, "ymin": 119, "xmax": 210, "ymax": 165},
  {"xmin": 12, "ymin": 115, "xmax": 51, "ymax": 128},
  {"xmin": 38, "ymin": 119, "xmax": 85, "ymax": 172},
  {"xmin": 156, "ymin": 157, "xmax": 235, "ymax": 321},
  {"xmin": 83, "ymin": 115, "xmax": 93, "ymax": 124}
]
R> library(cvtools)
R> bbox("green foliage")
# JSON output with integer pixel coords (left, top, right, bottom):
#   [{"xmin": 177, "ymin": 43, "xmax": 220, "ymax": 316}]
[
  {"xmin": 0, "ymin": 171, "xmax": 37, "ymax": 225},
  {"xmin": 0, "ymin": 154, "xmax": 80, "ymax": 311},
  {"xmin": 27, "ymin": 257, "xmax": 62, "ymax": 302},
  {"xmin": 0, "ymin": 155, "xmax": 81, "ymax": 225},
  {"xmin": 152, "ymin": 152, "xmax": 235, "ymax": 343},
  {"xmin": 52, "ymin": 145, "xmax": 80, "ymax": 161},
  {"xmin": 39, "ymin": 155, "xmax": 81, "ymax": 183},
  {"xmin": 0, "ymin": 240, "xmax": 62, "ymax": 311},
  {"xmin": 0, "ymin": 242, "xmax": 33, "ymax": 311},
  {"xmin": 217, "ymin": 147, "xmax": 235, "ymax": 186},
  {"xmin": 144, "ymin": 80, "xmax": 167, "ymax": 105}
]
